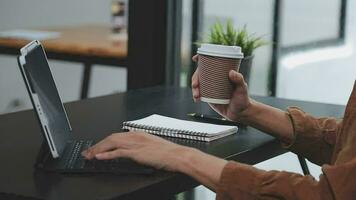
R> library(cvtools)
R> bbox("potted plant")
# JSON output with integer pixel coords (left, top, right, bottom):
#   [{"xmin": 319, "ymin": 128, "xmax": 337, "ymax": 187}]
[{"xmin": 203, "ymin": 20, "xmax": 267, "ymax": 84}]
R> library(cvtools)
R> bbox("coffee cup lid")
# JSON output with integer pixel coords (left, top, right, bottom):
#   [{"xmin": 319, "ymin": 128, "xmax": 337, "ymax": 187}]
[{"xmin": 197, "ymin": 44, "xmax": 244, "ymax": 59}]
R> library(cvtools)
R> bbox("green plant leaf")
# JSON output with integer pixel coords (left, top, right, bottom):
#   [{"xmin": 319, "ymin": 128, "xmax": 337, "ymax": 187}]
[
  {"xmin": 204, "ymin": 19, "xmax": 267, "ymax": 56},
  {"xmin": 224, "ymin": 19, "xmax": 237, "ymax": 45}
]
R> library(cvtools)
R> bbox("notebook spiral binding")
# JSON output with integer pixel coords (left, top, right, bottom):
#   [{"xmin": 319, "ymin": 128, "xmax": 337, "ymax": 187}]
[{"xmin": 122, "ymin": 121, "xmax": 211, "ymax": 142}]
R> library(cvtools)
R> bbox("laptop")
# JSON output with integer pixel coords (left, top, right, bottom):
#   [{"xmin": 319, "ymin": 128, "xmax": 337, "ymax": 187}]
[{"xmin": 17, "ymin": 40, "xmax": 153, "ymax": 174}]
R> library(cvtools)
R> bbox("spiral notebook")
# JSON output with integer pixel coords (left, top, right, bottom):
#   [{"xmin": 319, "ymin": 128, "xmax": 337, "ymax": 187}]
[{"xmin": 122, "ymin": 114, "xmax": 238, "ymax": 142}]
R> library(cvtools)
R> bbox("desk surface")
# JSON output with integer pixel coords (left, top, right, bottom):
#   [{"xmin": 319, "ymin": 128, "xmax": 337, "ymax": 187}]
[
  {"xmin": 0, "ymin": 24, "xmax": 127, "ymax": 58},
  {"xmin": 0, "ymin": 87, "xmax": 345, "ymax": 200}
]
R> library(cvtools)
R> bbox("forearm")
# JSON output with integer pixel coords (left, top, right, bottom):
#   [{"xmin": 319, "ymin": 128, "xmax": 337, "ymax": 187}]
[
  {"xmin": 238, "ymin": 99, "xmax": 294, "ymax": 144},
  {"xmin": 175, "ymin": 147, "xmax": 227, "ymax": 191}
]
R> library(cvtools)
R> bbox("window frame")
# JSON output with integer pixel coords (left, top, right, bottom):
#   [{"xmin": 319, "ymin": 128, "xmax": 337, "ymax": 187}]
[{"xmin": 279, "ymin": 0, "xmax": 347, "ymax": 54}]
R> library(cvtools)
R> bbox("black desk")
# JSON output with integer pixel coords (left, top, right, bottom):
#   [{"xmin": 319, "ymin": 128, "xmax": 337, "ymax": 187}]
[{"xmin": 0, "ymin": 87, "xmax": 345, "ymax": 200}]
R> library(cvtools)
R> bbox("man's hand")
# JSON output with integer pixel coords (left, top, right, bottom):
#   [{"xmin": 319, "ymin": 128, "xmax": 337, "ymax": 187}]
[
  {"xmin": 82, "ymin": 131, "xmax": 228, "ymax": 191},
  {"xmin": 191, "ymin": 55, "xmax": 252, "ymax": 122},
  {"xmin": 82, "ymin": 132, "xmax": 190, "ymax": 171}
]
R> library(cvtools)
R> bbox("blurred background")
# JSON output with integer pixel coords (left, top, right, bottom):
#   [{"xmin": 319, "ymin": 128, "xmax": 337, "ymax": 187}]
[{"xmin": 0, "ymin": 0, "xmax": 355, "ymax": 199}]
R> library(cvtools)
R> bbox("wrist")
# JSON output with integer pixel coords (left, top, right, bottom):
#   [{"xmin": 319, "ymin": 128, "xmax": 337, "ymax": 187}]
[
  {"xmin": 174, "ymin": 146, "xmax": 228, "ymax": 176},
  {"xmin": 236, "ymin": 99, "xmax": 258, "ymax": 123},
  {"xmin": 173, "ymin": 146, "xmax": 199, "ymax": 173},
  {"xmin": 173, "ymin": 146, "xmax": 228, "ymax": 190}
]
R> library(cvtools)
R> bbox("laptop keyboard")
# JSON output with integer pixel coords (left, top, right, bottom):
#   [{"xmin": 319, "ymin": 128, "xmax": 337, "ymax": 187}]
[
  {"xmin": 64, "ymin": 140, "xmax": 92, "ymax": 169},
  {"xmin": 63, "ymin": 140, "xmax": 153, "ymax": 174}
]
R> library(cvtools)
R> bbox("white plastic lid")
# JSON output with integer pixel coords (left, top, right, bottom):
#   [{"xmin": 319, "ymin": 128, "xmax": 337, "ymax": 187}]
[{"xmin": 197, "ymin": 43, "xmax": 244, "ymax": 59}]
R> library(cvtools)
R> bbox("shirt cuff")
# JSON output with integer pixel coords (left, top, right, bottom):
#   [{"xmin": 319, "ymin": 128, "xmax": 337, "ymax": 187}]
[
  {"xmin": 282, "ymin": 107, "xmax": 330, "ymax": 155},
  {"xmin": 280, "ymin": 106, "xmax": 305, "ymax": 149}
]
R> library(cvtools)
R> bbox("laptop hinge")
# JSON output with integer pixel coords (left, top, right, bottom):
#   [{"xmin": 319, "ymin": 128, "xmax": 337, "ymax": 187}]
[{"xmin": 35, "ymin": 140, "xmax": 51, "ymax": 169}]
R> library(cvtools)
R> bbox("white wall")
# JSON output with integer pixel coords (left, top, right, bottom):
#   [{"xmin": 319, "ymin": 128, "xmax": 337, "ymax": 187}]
[
  {"xmin": 0, "ymin": 0, "xmax": 111, "ymax": 30},
  {"xmin": 0, "ymin": 0, "xmax": 127, "ymax": 114}
]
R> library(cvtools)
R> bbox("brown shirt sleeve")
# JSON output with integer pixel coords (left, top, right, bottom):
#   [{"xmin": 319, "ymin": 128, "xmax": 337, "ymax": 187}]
[
  {"xmin": 216, "ymin": 158, "xmax": 356, "ymax": 200},
  {"xmin": 216, "ymin": 85, "xmax": 356, "ymax": 200},
  {"xmin": 284, "ymin": 107, "xmax": 342, "ymax": 165},
  {"xmin": 215, "ymin": 107, "xmax": 346, "ymax": 200}
]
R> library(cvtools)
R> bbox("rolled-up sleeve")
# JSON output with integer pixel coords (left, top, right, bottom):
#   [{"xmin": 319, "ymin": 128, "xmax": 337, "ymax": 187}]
[
  {"xmin": 216, "ymin": 159, "xmax": 356, "ymax": 200},
  {"xmin": 216, "ymin": 107, "xmax": 344, "ymax": 200},
  {"xmin": 216, "ymin": 161, "xmax": 336, "ymax": 200},
  {"xmin": 284, "ymin": 107, "xmax": 342, "ymax": 165}
]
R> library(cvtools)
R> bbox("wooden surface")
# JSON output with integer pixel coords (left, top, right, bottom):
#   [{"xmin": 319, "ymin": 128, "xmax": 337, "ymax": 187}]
[
  {"xmin": 0, "ymin": 86, "xmax": 346, "ymax": 200},
  {"xmin": 0, "ymin": 24, "xmax": 127, "ymax": 58}
]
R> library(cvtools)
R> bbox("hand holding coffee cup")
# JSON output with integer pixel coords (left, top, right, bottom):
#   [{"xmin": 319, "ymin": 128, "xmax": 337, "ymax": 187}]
[
  {"xmin": 196, "ymin": 44, "xmax": 244, "ymax": 104},
  {"xmin": 191, "ymin": 44, "xmax": 251, "ymax": 121}
]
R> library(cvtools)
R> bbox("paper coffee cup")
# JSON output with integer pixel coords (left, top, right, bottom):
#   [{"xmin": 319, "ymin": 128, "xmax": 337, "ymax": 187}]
[{"xmin": 197, "ymin": 44, "xmax": 244, "ymax": 104}]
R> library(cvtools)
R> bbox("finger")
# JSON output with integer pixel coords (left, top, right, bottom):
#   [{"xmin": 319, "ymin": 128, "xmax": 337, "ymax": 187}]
[
  {"xmin": 82, "ymin": 136, "xmax": 117, "ymax": 159},
  {"xmin": 95, "ymin": 149, "xmax": 132, "ymax": 160},
  {"xmin": 191, "ymin": 71, "xmax": 199, "ymax": 88},
  {"xmin": 191, "ymin": 69, "xmax": 201, "ymax": 102},
  {"xmin": 192, "ymin": 55, "xmax": 198, "ymax": 62},
  {"xmin": 228, "ymin": 71, "xmax": 249, "ymax": 102},
  {"xmin": 229, "ymin": 70, "xmax": 247, "ymax": 89},
  {"xmin": 192, "ymin": 90, "xmax": 200, "ymax": 102},
  {"xmin": 192, "ymin": 82, "xmax": 200, "ymax": 101}
]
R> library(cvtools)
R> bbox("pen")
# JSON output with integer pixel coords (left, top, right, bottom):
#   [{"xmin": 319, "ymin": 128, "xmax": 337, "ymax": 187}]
[{"xmin": 187, "ymin": 113, "xmax": 239, "ymax": 126}]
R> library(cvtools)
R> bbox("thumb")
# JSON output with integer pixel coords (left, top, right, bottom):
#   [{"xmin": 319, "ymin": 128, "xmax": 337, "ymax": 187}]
[
  {"xmin": 229, "ymin": 70, "xmax": 245, "ymax": 87},
  {"xmin": 192, "ymin": 55, "xmax": 199, "ymax": 62}
]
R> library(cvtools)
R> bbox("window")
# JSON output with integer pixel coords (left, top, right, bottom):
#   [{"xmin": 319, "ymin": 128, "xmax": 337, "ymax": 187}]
[
  {"xmin": 178, "ymin": 0, "xmax": 347, "ymax": 95},
  {"xmin": 280, "ymin": 0, "xmax": 347, "ymax": 51},
  {"xmin": 181, "ymin": 0, "xmax": 275, "ymax": 95}
]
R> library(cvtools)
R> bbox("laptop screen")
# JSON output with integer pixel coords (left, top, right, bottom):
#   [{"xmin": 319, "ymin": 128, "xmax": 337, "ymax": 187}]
[{"xmin": 22, "ymin": 44, "xmax": 71, "ymax": 158}]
